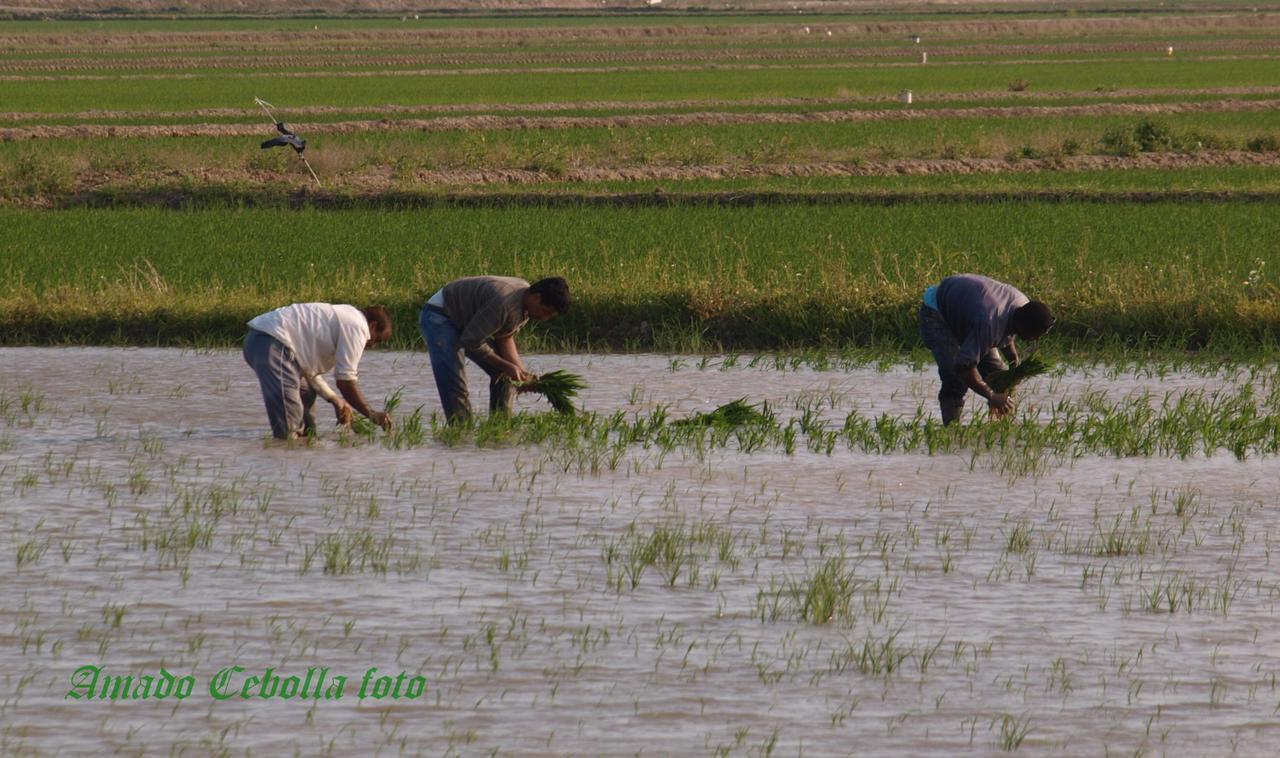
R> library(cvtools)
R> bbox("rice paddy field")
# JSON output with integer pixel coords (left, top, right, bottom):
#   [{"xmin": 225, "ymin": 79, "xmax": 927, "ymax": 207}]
[{"xmin": 3, "ymin": 0, "xmax": 1280, "ymax": 754}]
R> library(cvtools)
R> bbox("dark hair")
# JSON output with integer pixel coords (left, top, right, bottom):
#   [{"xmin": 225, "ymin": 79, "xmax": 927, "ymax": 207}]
[
  {"xmin": 361, "ymin": 305, "xmax": 393, "ymax": 339},
  {"xmin": 1012, "ymin": 300, "xmax": 1054, "ymax": 336},
  {"xmin": 529, "ymin": 277, "xmax": 571, "ymax": 314}
]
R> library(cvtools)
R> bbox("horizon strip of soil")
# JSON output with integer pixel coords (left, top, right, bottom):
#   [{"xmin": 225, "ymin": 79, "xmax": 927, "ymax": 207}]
[
  {"xmin": 2, "ymin": 12, "xmax": 1276, "ymax": 47},
  {"xmin": 4, "ymin": 97, "xmax": 1277, "ymax": 141},
  {"xmin": 3, "ymin": 51, "xmax": 1277, "ymax": 83}
]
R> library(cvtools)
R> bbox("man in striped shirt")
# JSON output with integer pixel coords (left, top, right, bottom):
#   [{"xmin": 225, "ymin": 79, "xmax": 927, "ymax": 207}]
[{"xmin": 419, "ymin": 276, "xmax": 571, "ymax": 423}]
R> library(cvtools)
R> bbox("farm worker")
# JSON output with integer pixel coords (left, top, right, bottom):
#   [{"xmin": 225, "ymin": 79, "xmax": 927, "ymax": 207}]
[
  {"xmin": 419, "ymin": 276, "xmax": 571, "ymax": 423},
  {"xmin": 918, "ymin": 274, "xmax": 1054, "ymax": 425},
  {"xmin": 243, "ymin": 303, "xmax": 394, "ymax": 440}
]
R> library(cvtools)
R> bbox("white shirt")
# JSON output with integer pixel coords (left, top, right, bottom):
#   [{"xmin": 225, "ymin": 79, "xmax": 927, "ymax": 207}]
[{"xmin": 248, "ymin": 303, "xmax": 369, "ymax": 382}]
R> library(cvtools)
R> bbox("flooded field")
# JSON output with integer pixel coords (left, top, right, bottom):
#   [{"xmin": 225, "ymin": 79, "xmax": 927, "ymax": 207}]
[{"xmin": 3, "ymin": 347, "xmax": 1280, "ymax": 755}]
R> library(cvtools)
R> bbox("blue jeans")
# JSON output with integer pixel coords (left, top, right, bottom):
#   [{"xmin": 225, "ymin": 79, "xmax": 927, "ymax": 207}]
[
  {"xmin": 918, "ymin": 305, "xmax": 1005, "ymax": 424},
  {"xmin": 243, "ymin": 329, "xmax": 316, "ymax": 439},
  {"xmin": 419, "ymin": 305, "xmax": 513, "ymax": 424}
]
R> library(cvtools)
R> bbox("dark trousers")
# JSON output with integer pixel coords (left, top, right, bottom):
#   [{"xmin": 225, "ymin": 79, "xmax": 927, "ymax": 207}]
[
  {"xmin": 419, "ymin": 306, "xmax": 513, "ymax": 424},
  {"xmin": 243, "ymin": 329, "xmax": 316, "ymax": 439},
  {"xmin": 918, "ymin": 305, "xmax": 1005, "ymax": 424}
]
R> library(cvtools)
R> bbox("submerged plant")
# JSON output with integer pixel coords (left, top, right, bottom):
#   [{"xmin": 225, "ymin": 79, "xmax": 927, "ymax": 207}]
[{"xmin": 515, "ymin": 370, "xmax": 585, "ymax": 415}]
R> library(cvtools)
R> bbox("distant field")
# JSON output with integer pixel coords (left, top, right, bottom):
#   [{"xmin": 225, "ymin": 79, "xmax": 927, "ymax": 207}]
[
  {"xmin": 6, "ymin": 59, "xmax": 1280, "ymax": 113},
  {"xmin": 1, "ymin": 5, "xmax": 1278, "ymax": 354}
]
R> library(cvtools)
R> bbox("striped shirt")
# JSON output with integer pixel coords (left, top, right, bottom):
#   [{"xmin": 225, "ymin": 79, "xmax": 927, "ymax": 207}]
[{"xmin": 439, "ymin": 276, "xmax": 530, "ymax": 360}]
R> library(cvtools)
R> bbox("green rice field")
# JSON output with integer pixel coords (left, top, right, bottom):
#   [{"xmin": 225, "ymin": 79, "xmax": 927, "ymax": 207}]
[
  {"xmin": 7, "ymin": 3, "xmax": 1280, "ymax": 755},
  {"xmin": 1, "ymin": 201, "xmax": 1277, "ymax": 355}
]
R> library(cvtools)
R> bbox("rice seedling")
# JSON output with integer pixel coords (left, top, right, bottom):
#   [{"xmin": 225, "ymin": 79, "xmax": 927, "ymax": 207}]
[
  {"xmin": 987, "ymin": 356, "xmax": 1054, "ymax": 395},
  {"xmin": 673, "ymin": 398, "xmax": 772, "ymax": 428},
  {"xmin": 515, "ymin": 370, "xmax": 585, "ymax": 415}
]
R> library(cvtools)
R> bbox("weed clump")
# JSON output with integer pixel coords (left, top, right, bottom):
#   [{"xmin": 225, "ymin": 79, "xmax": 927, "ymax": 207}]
[{"xmin": 1246, "ymin": 134, "xmax": 1280, "ymax": 152}]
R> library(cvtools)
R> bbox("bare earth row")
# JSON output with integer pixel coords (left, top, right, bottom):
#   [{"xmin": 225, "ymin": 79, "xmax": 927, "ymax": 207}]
[
  {"xmin": 3, "ymin": 12, "xmax": 1277, "ymax": 50},
  {"xmin": 4, "ymin": 40, "xmax": 1278, "ymax": 73},
  {"xmin": 3, "ymin": 97, "xmax": 1273, "ymax": 140}
]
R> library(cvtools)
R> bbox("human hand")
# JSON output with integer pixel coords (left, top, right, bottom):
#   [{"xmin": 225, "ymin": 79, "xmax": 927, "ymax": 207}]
[
  {"xmin": 333, "ymin": 402, "xmax": 354, "ymax": 426},
  {"xmin": 515, "ymin": 372, "xmax": 538, "ymax": 392},
  {"xmin": 504, "ymin": 365, "xmax": 526, "ymax": 383},
  {"xmin": 371, "ymin": 411, "xmax": 393, "ymax": 431},
  {"xmin": 988, "ymin": 392, "xmax": 1014, "ymax": 418}
]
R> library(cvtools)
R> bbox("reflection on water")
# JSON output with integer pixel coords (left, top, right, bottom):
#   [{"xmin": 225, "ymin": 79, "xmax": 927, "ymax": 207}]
[{"xmin": 1, "ymin": 348, "xmax": 1278, "ymax": 755}]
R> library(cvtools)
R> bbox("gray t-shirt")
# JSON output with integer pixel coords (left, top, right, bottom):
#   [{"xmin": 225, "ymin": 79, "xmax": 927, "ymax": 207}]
[{"xmin": 935, "ymin": 274, "xmax": 1029, "ymax": 368}]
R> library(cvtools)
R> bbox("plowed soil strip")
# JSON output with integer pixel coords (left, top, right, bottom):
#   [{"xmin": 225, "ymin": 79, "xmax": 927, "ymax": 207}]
[
  {"xmin": 4, "ymin": 52, "xmax": 1278, "ymax": 83},
  {"xmin": 2, "ymin": 13, "xmax": 1277, "ymax": 49},
  {"xmin": 18, "ymin": 150, "xmax": 1280, "ymax": 208},
  {"xmin": 402, "ymin": 151, "xmax": 1280, "ymax": 186},
  {"xmin": 4, "ymin": 98, "xmax": 1276, "ymax": 141}
]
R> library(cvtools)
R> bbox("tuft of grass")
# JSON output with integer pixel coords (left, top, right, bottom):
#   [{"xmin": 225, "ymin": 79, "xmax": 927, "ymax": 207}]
[{"xmin": 515, "ymin": 370, "xmax": 585, "ymax": 415}]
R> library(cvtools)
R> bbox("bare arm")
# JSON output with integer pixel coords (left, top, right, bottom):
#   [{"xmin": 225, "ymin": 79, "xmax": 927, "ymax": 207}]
[
  {"xmin": 492, "ymin": 334, "xmax": 525, "ymax": 379},
  {"xmin": 336, "ymin": 379, "xmax": 392, "ymax": 431},
  {"xmin": 1002, "ymin": 338, "xmax": 1020, "ymax": 368},
  {"xmin": 306, "ymin": 375, "xmax": 353, "ymax": 426},
  {"xmin": 958, "ymin": 366, "xmax": 1013, "ymax": 417}
]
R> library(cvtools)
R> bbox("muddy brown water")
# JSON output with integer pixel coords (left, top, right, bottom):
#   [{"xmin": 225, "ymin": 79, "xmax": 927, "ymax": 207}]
[{"xmin": 2, "ymin": 348, "xmax": 1278, "ymax": 755}]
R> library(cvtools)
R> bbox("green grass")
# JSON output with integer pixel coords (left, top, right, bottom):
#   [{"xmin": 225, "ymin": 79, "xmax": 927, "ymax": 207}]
[
  {"xmin": 5, "ymin": 57, "xmax": 1280, "ymax": 113},
  {"xmin": 0, "ymin": 201, "xmax": 1276, "ymax": 355}
]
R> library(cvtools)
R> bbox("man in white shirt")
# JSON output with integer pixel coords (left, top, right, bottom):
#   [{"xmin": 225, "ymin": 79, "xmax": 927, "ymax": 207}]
[{"xmin": 243, "ymin": 303, "xmax": 394, "ymax": 440}]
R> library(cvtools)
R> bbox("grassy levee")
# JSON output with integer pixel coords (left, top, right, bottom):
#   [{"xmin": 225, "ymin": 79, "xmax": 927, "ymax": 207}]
[
  {"xmin": 4, "ymin": 112, "xmax": 1279, "ymax": 202},
  {"xmin": 2, "ymin": 200, "xmax": 1276, "ymax": 357}
]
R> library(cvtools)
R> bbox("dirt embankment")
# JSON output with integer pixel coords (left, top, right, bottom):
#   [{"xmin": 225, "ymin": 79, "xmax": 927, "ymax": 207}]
[
  {"xmin": 4, "ymin": 49, "xmax": 1276, "ymax": 83},
  {"xmin": 3, "ymin": 97, "xmax": 1276, "ymax": 141},
  {"xmin": 18, "ymin": 150, "xmax": 1279, "ymax": 206},
  {"xmin": 2, "ymin": 11, "xmax": 1277, "ymax": 51},
  {"xmin": 411, "ymin": 150, "xmax": 1280, "ymax": 184}
]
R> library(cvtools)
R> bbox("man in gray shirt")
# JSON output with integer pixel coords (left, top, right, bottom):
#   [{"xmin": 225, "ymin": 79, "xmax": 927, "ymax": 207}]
[
  {"xmin": 418, "ymin": 276, "xmax": 571, "ymax": 423},
  {"xmin": 918, "ymin": 274, "xmax": 1054, "ymax": 425}
]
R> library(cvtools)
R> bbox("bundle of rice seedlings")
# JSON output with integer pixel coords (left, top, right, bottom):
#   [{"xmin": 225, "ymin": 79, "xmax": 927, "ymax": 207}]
[
  {"xmin": 986, "ymin": 356, "xmax": 1054, "ymax": 394},
  {"xmin": 675, "ymin": 398, "xmax": 771, "ymax": 427},
  {"xmin": 515, "ymin": 370, "xmax": 585, "ymax": 415},
  {"xmin": 347, "ymin": 389, "xmax": 403, "ymax": 437}
]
